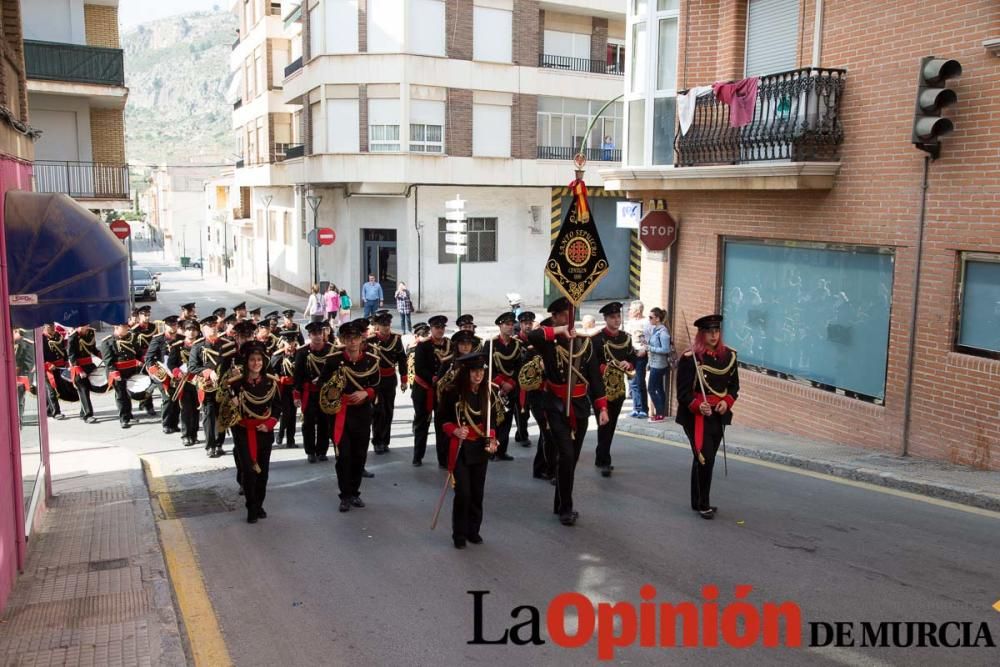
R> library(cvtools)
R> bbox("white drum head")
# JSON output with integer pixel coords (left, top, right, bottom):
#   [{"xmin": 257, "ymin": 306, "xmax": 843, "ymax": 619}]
[{"xmin": 127, "ymin": 374, "xmax": 152, "ymax": 393}]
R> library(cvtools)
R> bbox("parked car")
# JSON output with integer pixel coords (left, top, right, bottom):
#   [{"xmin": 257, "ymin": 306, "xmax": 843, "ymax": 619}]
[
  {"xmin": 132, "ymin": 268, "xmax": 157, "ymax": 302},
  {"xmin": 189, "ymin": 257, "xmax": 204, "ymax": 269},
  {"xmin": 151, "ymin": 272, "xmax": 162, "ymax": 291}
]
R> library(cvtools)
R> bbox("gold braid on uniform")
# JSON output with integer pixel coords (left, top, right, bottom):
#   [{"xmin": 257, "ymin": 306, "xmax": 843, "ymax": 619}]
[
  {"xmin": 602, "ymin": 337, "xmax": 634, "ymax": 402},
  {"xmin": 238, "ymin": 376, "xmax": 279, "ymax": 419},
  {"xmin": 695, "ymin": 352, "xmax": 737, "ymax": 398},
  {"xmin": 491, "ymin": 340, "xmax": 521, "ymax": 377},
  {"xmin": 433, "ymin": 339, "xmax": 453, "ymax": 363},
  {"xmin": 555, "ymin": 338, "xmax": 591, "ymax": 384}
]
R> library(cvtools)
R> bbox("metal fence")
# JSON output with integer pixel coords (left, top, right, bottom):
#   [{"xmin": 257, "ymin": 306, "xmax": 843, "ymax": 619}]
[
  {"xmin": 284, "ymin": 57, "xmax": 303, "ymax": 78},
  {"xmin": 34, "ymin": 161, "xmax": 129, "ymax": 199},
  {"xmin": 536, "ymin": 146, "xmax": 622, "ymax": 162},
  {"xmin": 24, "ymin": 40, "xmax": 124, "ymax": 86},
  {"xmin": 538, "ymin": 54, "xmax": 622, "ymax": 76}
]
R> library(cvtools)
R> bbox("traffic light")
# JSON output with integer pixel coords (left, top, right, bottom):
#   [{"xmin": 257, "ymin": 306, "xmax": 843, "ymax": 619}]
[{"xmin": 911, "ymin": 56, "xmax": 962, "ymax": 159}]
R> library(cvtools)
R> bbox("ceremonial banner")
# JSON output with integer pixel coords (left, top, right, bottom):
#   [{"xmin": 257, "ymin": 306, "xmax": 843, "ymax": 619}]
[{"xmin": 545, "ymin": 178, "xmax": 610, "ymax": 305}]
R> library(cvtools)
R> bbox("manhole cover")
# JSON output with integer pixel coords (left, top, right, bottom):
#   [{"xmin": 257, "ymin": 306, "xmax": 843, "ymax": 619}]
[
  {"xmin": 160, "ymin": 488, "xmax": 235, "ymax": 519},
  {"xmin": 88, "ymin": 558, "xmax": 129, "ymax": 572}
]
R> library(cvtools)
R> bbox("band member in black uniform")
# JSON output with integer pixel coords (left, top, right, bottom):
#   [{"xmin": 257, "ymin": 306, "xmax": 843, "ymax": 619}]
[
  {"xmin": 249, "ymin": 306, "xmax": 262, "ymax": 323},
  {"xmin": 485, "ymin": 312, "xmax": 523, "ymax": 461},
  {"xmin": 146, "ymin": 315, "xmax": 181, "ymax": 434},
  {"xmin": 220, "ymin": 314, "xmax": 238, "ymax": 342},
  {"xmin": 42, "ymin": 323, "xmax": 72, "ymax": 419},
  {"xmin": 527, "ymin": 297, "xmax": 609, "ymax": 526},
  {"xmin": 101, "ymin": 323, "xmax": 142, "ymax": 429},
  {"xmin": 294, "ymin": 321, "xmax": 334, "ymax": 463},
  {"xmin": 68, "ymin": 324, "xmax": 102, "ymax": 423},
  {"xmin": 212, "ymin": 307, "xmax": 226, "ymax": 324},
  {"xmin": 254, "ymin": 322, "xmax": 276, "ymax": 357},
  {"xmin": 269, "ymin": 329, "xmax": 300, "ymax": 448},
  {"xmin": 519, "ymin": 312, "xmax": 554, "ymax": 481},
  {"xmin": 675, "ymin": 314, "xmax": 739, "ymax": 520},
  {"xmin": 13, "ymin": 327, "xmax": 33, "ymax": 425},
  {"xmin": 323, "ymin": 320, "xmax": 381, "ymax": 512},
  {"xmin": 439, "ymin": 352, "xmax": 500, "ymax": 549},
  {"xmin": 592, "ymin": 302, "xmax": 637, "ymax": 477},
  {"xmin": 411, "ymin": 315, "xmax": 452, "ymax": 467},
  {"xmin": 434, "ymin": 330, "xmax": 477, "ymax": 470},
  {"xmin": 233, "ymin": 302, "xmax": 248, "ymax": 321},
  {"xmin": 367, "ymin": 310, "xmax": 407, "ymax": 455},
  {"xmin": 168, "ymin": 320, "xmax": 202, "ymax": 446},
  {"xmin": 227, "ymin": 341, "xmax": 282, "ymax": 523},
  {"xmin": 131, "ymin": 305, "xmax": 157, "ymax": 416},
  {"xmin": 180, "ymin": 302, "xmax": 197, "ymax": 322},
  {"xmin": 189, "ymin": 316, "xmax": 237, "ymax": 457},
  {"xmin": 280, "ymin": 309, "xmax": 304, "ymax": 345}
]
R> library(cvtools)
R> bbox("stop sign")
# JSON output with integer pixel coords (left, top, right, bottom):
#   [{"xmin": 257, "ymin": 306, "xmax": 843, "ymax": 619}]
[
  {"xmin": 318, "ymin": 227, "xmax": 336, "ymax": 246},
  {"xmin": 639, "ymin": 210, "xmax": 677, "ymax": 252},
  {"xmin": 109, "ymin": 219, "xmax": 130, "ymax": 240}
]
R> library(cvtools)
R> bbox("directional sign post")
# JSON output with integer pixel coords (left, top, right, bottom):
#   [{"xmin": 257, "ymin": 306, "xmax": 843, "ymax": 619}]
[{"xmin": 445, "ymin": 195, "xmax": 466, "ymax": 319}]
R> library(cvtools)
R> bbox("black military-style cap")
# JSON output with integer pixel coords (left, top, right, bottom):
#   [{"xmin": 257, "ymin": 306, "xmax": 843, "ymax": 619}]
[
  {"xmin": 222, "ymin": 314, "xmax": 237, "ymax": 326},
  {"xmin": 352, "ymin": 317, "xmax": 370, "ymax": 331},
  {"xmin": 183, "ymin": 320, "xmax": 201, "ymax": 332},
  {"xmin": 233, "ymin": 302, "xmax": 247, "ymax": 311},
  {"xmin": 428, "ymin": 315, "xmax": 448, "ymax": 328},
  {"xmin": 262, "ymin": 311, "xmax": 277, "ymax": 320},
  {"xmin": 181, "ymin": 302, "xmax": 196, "ymax": 311},
  {"xmin": 457, "ymin": 351, "xmax": 488, "ymax": 369},
  {"xmin": 162, "ymin": 315, "xmax": 180, "ymax": 326},
  {"xmin": 495, "ymin": 312, "xmax": 516, "ymax": 326},
  {"xmin": 456, "ymin": 314, "xmax": 475, "ymax": 327},
  {"xmin": 694, "ymin": 314, "xmax": 723, "ymax": 331},
  {"xmin": 547, "ymin": 296, "xmax": 572, "ymax": 314},
  {"xmin": 451, "ymin": 330, "xmax": 477, "ymax": 346},
  {"xmin": 599, "ymin": 301, "xmax": 623, "ymax": 317},
  {"xmin": 372, "ymin": 311, "xmax": 392, "ymax": 326},
  {"xmin": 517, "ymin": 311, "xmax": 536, "ymax": 323},
  {"xmin": 134, "ymin": 305, "xmax": 150, "ymax": 314},
  {"xmin": 234, "ymin": 320, "xmax": 257, "ymax": 337},
  {"xmin": 412, "ymin": 322, "xmax": 430, "ymax": 336},
  {"xmin": 249, "ymin": 307, "xmax": 262, "ymax": 317},
  {"xmin": 240, "ymin": 340, "xmax": 269, "ymax": 358},
  {"xmin": 199, "ymin": 316, "xmax": 219, "ymax": 327},
  {"xmin": 305, "ymin": 321, "xmax": 325, "ymax": 334},
  {"xmin": 282, "ymin": 308, "xmax": 296, "ymax": 318},
  {"xmin": 279, "ymin": 328, "xmax": 300, "ymax": 340},
  {"xmin": 540, "ymin": 317, "xmax": 554, "ymax": 327},
  {"xmin": 212, "ymin": 307, "xmax": 226, "ymax": 318},
  {"xmin": 339, "ymin": 321, "xmax": 365, "ymax": 339}
]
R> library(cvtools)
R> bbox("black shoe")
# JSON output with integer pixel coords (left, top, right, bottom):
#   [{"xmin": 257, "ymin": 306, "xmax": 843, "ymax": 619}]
[
  {"xmin": 286, "ymin": 442, "xmax": 298, "ymax": 449},
  {"xmin": 192, "ymin": 438, "xmax": 201, "ymax": 445},
  {"xmin": 600, "ymin": 466, "xmax": 613, "ymax": 478},
  {"xmin": 412, "ymin": 460, "xmax": 422, "ymax": 467},
  {"xmin": 361, "ymin": 469, "xmax": 374, "ymax": 478},
  {"xmin": 453, "ymin": 537, "xmax": 466, "ymax": 549},
  {"xmin": 438, "ymin": 463, "xmax": 447, "ymax": 470},
  {"xmin": 121, "ymin": 421, "xmax": 131, "ymax": 429},
  {"xmin": 145, "ymin": 405, "xmax": 156, "ymax": 417},
  {"xmin": 533, "ymin": 471, "xmax": 553, "ymax": 481},
  {"xmin": 468, "ymin": 535, "xmax": 483, "ymax": 545},
  {"xmin": 699, "ymin": 509, "xmax": 715, "ymax": 520},
  {"xmin": 350, "ymin": 496, "xmax": 365, "ymax": 508},
  {"xmin": 257, "ymin": 509, "xmax": 267, "ymax": 519},
  {"xmin": 318, "ymin": 454, "xmax": 329, "ymax": 462},
  {"xmin": 559, "ymin": 511, "xmax": 578, "ymax": 526},
  {"xmin": 496, "ymin": 454, "xmax": 514, "ymax": 461},
  {"xmin": 238, "ymin": 487, "xmax": 244, "ymax": 496},
  {"xmin": 206, "ymin": 448, "xmax": 214, "ymax": 458},
  {"xmin": 307, "ymin": 454, "xmax": 317, "ymax": 464},
  {"xmin": 375, "ymin": 448, "xmax": 387, "ymax": 455},
  {"xmin": 247, "ymin": 511, "xmax": 257, "ymax": 524},
  {"xmin": 338, "ymin": 499, "xmax": 351, "ymax": 512},
  {"xmin": 163, "ymin": 427, "xmax": 179, "ymax": 434},
  {"xmin": 210, "ymin": 448, "xmax": 223, "ymax": 458},
  {"xmin": 84, "ymin": 416, "xmax": 97, "ymax": 424},
  {"xmin": 53, "ymin": 413, "xmax": 66, "ymax": 420},
  {"xmin": 181, "ymin": 437, "xmax": 192, "ymax": 446},
  {"xmin": 520, "ymin": 440, "xmax": 532, "ymax": 448},
  {"xmin": 549, "ymin": 477, "xmax": 557, "ymax": 486}
]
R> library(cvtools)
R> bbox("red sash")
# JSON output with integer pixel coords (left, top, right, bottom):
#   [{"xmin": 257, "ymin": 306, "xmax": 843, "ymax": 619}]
[
  {"xmin": 71, "ymin": 356, "xmax": 93, "ymax": 380},
  {"xmin": 44, "ymin": 360, "xmax": 67, "ymax": 389},
  {"xmin": 414, "ymin": 376, "xmax": 434, "ymax": 411},
  {"xmin": 330, "ymin": 390, "xmax": 374, "ymax": 447},
  {"xmin": 379, "ymin": 367, "xmax": 396, "ymax": 377},
  {"xmin": 301, "ymin": 381, "xmax": 317, "ymax": 407},
  {"xmin": 114, "ymin": 359, "xmax": 141, "ymax": 370},
  {"xmin": 446, "ymin": 422, "xmax": 496, "ymax": 473},
  {"xmin": 238, "ymin": 417, "xmax": 277, "ymax": 471},
  {"xmin": 692, "ymin": 394, "xmax": 723, "ymax": 454},
  {"xmin": 16, "ymin": 376, "xmax": 30, "ymax": 392}
]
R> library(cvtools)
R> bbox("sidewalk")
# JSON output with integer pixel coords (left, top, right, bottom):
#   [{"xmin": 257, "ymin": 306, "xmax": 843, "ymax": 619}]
[
  {"xmin": 615, "ymin": 414, "xmax": 1000, "ymax": 513},
  {"xmin": 0, "ymin": 442, "xmax": 186, "ymax": 665}
]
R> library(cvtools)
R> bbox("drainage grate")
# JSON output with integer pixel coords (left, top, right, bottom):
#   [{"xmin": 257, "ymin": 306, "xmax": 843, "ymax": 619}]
[
  {"xmin": 159, "ymin": 487, "xmax": 236, "ymax": 519},
  {"xmin": 88, "ymin": 558, "xmax": 130, "ymax": 572}
]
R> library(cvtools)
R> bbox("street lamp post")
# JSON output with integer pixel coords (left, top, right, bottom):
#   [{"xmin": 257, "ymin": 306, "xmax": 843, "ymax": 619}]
[
  {"xmin": 260, "ymin": 194, "xmax": 273, "ymax": 293},
  {"xmin": 306, "ymin": 194, "xmax": 322, "ymax": 286}
]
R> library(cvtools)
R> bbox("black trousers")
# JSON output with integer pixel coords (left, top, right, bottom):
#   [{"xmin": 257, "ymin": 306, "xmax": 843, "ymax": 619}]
[
  {"xmin": 179, "ymin": 385, "xmax": 199, "ymax": 440},
  {"xmin": 277, "ymin": 387, "xmax": 297, "ymax": 446},
  {"xmin": 528, "ymin": 392, "xmax": 554, "ymax": 477},
  {"xmin": 301, "ymin": 397, "xmax": 330, "ymax": 457},
  {"xmin": 45, "ymin": 377, "xmax": 62, "ymax": 416},
  {"xmin": 371, "ymin": 378, "xmax": 396, "ymax": 450},
  {"xmin": 594, "ymin": 397, "xmax": 625, "ymax": 468},
  {"xmin": 433, "ymin": 411, "xmax": 449, "ymax": 468},
  {"xmin": 411, "ymin": 385, "xmax": 432, "ymax": 463},
  {"xmin": 544, "ymin": 396, "xmax": 590, "ymax": 516},
  {"xmin": 159, "ymin": 382, "xmax": 179, "ymax": 429},
  {"xmin": 112, "ymin": 378, "xmax": 134, "ymax": 423},
  {"xmin": 200, "ymin": 396, "xmax": 222, "ymax": 450},
  {"xmin": 683, "ymin": 423, "xmax": 723, "ymax": 511},
  {"xmin": 231, "ymin": 425, "xmax": 273, "ymax": 514},
  {"xmin": 334, "ymin": 406, "xmax": 373, "ymax": 499},
  {"xmin": 74, "ymin": 375, "xmax": 95, "ymax": 419},
  {"xmin": 452, "ymin": 452, "xmax": 488, "ymax": 540},
  {"xmin": 493, "ymin": 396, "xmax": 514, "ymax": 456},
  {"xmin": 513, "ymin": 394, "xmax": 529, "ymax": 442}
]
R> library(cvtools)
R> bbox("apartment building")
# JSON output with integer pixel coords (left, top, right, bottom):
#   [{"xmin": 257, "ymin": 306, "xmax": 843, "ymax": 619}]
[
  {"xmin": 21, "ymin": 0, "xmax": 129, "ymax": 211},
  {"xmin": 601, "ymin": 0, "xmax": 1000, "ymax": 469},
  {"xmin": 229, "ymin": 0, "xmax": 633, "ymax": 309},
  {"xmin": 143, "ymin": 164, "xmax": 221, "ymax": 264}
]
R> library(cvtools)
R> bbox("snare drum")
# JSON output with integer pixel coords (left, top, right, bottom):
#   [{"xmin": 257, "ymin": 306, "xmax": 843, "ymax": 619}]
[
  {"xmin": 87, "ymin": 366, "xmax": 110, "ymax": 393},
  {"xmin": 56, "ymin": 369, "xmax": 80, "ymax": 402},
  {"xmin": 126, "ymin": 374, "xmax": 153, "ymax": 401}
]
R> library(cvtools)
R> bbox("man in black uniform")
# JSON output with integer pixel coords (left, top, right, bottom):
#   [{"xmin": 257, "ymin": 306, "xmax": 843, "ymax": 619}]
[
  {"xmin": 168, "ymin": 319, "xmax": 202, "ymax": 445},
  {"xmin": 411, "ymin": 315, "xmax": 452, "ymax": 467},
  {"xmin": 519, "ymin": 312, "xmax": 554, "ymax": 480},
  {"xmin": 249, "ymin": 306, "xmax": 262, "ymax": 323},
  {"xmin": 367, "ymin": 310, "xmax": 407, "ymax": 455},
  {"xmin": 68, "ymin": 324, "xmax": 102, "ymax": 423},
  {"xmin": 146, "ymin": 315, "xmax": 181, "ymax": 434},
  {"xmin": 130, "ymin": 305, "xmax": 157, "ymax": 416},
  {"xmin": 13, "ymin": 327, "xmax": 34, "ymax": 425},
  {"xmin": 486, "ymin": 312, "xmax": 523, "ymax": 461},
  {"xmin": 189, "ymin": 316, "xmax": 237, "ymax": 457},
  {"xmin": 269, "ymin": 329, "xmax": 300, "ymax": 448},
  {"xmin": 233, "ymin": 302, "xmax": 248, "ymax": 321},
  {"xmin": 42, "ymin": 323, "xmax": 72, "ymax": 420},
  {"xmin": 324, "ymin": 321, "xmax": 381, "ymax": 512},
  {"xmin": 592, "ymin": 302, "xmax": 637, "ymax": 478},
  {"xmin": 180, "ymin": 302, "xmax": 197, "ymax": 322},
  {"xmin": 212, "ymin": 307, "xmax": 226, "ymax": 324},
  {"xmin": 527, "ymin": 297, "xmax": 608, "ymax": 526},
  {"xmin": 280, "ymin": 309, "xmax": 304, "ymax": 344},
  {"xmin": 294, "ymin": 321, "xmax": 334, "ymax": 463},
  {"xmin": 102, "ymin": 322, "xmax": 142, "ymax": 429}
]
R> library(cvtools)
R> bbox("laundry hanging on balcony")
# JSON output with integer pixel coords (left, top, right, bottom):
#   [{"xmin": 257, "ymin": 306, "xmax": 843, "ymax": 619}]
[
  {"xmin": 712, "ymin": 77, "xmax": 760, "ymax": 129},
  {"xmin": 4, "ymin": 192, "xmax": 129, "ymax": 328},
  {"xmin": 677, "ymin": 86, "xmax": 713, "ymax": 136}
]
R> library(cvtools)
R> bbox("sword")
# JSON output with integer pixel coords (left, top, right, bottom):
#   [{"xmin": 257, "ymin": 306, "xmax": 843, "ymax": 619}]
[
  {"xmin": 681, "ymin": 309, "xmax": 707, "ymax": 466},
  {"xmin": 430, "ymin": 471, "xmax": 452, "ymax": 530},
  {"xmin": 565, "ymin": 305, "xmax": 575, "ymax": 418}
]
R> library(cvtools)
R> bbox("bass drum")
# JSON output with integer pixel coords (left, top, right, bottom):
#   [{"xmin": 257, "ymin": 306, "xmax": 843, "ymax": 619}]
[
  {"xmin": 56, "ymin": 369, "xmax": 81, "ymax": 402},
  {"xmin": 126, "ymin": 373, "xmax": 153, "ymax": 401},
  {"xmin": 86, "ymin": 366, "xmax": 110, "ymax": 393}
]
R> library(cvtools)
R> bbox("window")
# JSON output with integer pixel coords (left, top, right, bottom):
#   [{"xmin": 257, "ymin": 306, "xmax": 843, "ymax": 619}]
[
  {"xmin": 721, "ymin": 239, "xmax": 894, "ymax": 401},
  {"xmin": 409, "ymin": 0, "xmax": 446, "ymax": 56},
  {"xmin": 283, "ymin": 211, "xmax": 292, "ymax": 246},
  {"xmin": 369, "ymin": 98, "xmax": 401, "ymax": 152},
  {"xmin": 745, "ymin": 0, "xmax": 799, "ymax": 77},
  {"xmin": 324, "ymin": 0, "xmax": 359, "ymax": 54},
  {"xmin": 368, "ymin": 0, "xmax": 404, "ymax": 52},
  {"xmin": 327, "ymin": 99, "xmax": 360, "ymax": 152},
  {"xmin": 957, "ymin": 255, "xmax": 1000, "ymax": 357},
  {"xmin": 255, "ymin": 48, "xmax": 265, "ymax": 97},
  {"xmin": 473, "ymin": 104, "xmax": 511, "ymax": 157},
  {"xmin": 625, "ymin": 0, "xmax": 677, "ymax": 166},
  {"xmin": 267, "ymin": 210, "xmax": 276, "ymax": 242},
  {"xmin": 308, "ymin": 5, "xmax": 321, "ymax": 57},
  {"xmin": 536, "ymin": 97, "xmax": 623, "ymax": 159},
  {"xmin": 271, "ymin": 40, "xmax": 290, "ymax": 85},
  {"xmin": 607, "ymin": 41, "xmax": 626, "ymax": 75},
  {"xmin": 409, "ymin": 99, "xmax": 445, "ymax": 153},
  {"xmin": 543, "ymin": 30, "xmax": 591, "ymax": 60},
  {"xmin": 474, "ymin": 7, "xmax": 512, "ymax": 63},
  {"xmin": 309, "ymin": 101, "xmax": 324, "ymax": 153},
  {"xmin": 437, "ymin": 218, "xmax": 497, "ymax": 263}
]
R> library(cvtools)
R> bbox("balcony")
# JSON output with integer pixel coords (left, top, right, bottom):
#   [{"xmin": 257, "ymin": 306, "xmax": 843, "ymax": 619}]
[
  {"xmin": 235, "ymin": 159, "xmax": 245, "ymax": 169},
  {"xmin": 233, "ymin": 98, "xmax": 243, "ymax": 110},
  {"xmin": 284, "ymin": 57, "xmax": 303, "ymax": 78},
  {"xmin": 538, "ymin": 54, "xmax": 622, "ymax": 76},
  {"xmin": 537, "ymin": 146, "xmax": 621, "ymax": 163},
  {"xmin": 232, "ymin": 35, "xmax": 240, "ymax": 50},
  {"xmin": 274, "ymin": 143, "xmax": 304, "ymax": 161},
  {"xmin": 34, "ymin": 161, "xmax": 129, "ymax": 200},
  {"xmin": 24, "ymin": 40, "xmax": 124, "ymax": 87},
  {"xmin": 269, "ymin": 2, "xmax": 282, "ymax": 16},
  {"xmin": 675, "ymin": 68, "xmax": 846, "ymax": 167}
]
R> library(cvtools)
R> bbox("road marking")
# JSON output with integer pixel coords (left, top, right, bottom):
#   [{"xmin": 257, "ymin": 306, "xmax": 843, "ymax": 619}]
[
  {"xmin": 620, "ymin": 431, "xmax": 1000, "ymax": 519},
  {"xmin": 993, "ymin": 599, "xmax": 1000, "ymax": 613},
  {"xmin": 143, "ymin": 458, "xmax": 233, "ymax": 666}
]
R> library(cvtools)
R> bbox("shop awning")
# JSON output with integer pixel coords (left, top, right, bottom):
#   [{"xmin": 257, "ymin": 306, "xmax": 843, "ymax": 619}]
[{"xmin": 4, "ymin": 192, "xmax": 129, "ymax": 328}]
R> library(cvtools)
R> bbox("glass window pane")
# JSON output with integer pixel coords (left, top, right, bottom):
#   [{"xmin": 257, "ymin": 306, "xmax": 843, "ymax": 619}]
[
  {"xmin": 427, "ymin": 125, "xmax": 442, "ymax": 142},
  {"xmin": 633, "ymin": 0, "xmax": 647, "ymax": 16},
  {"xmin": 656, "ymin": 18, "xmax": 677, "ymax": 91},
  {"xmin": 652, "ymin": 97, "xmax": 675, "ymax": 165},
  {"xmin": 657, "ymin": 0, "xmax": 678, "ymax": 10},
  {"xmin": 959, "ymin": 260, "xmax": 1000, "ymax": 353},
  {"xmin": 722, "ymin": 241, "xmax": 894, "ymax": 399},
  {"xmin": 410, "ymin": 124, "xmax": 425, "ymax": 141},
  {"xmin": 630, "ymin": 22, "xmax": 646, "ymax": 94},
  {"xmin": 627, "ymin": 98, "xmax": 645, "ymax": 165},
  {"xmin": 538, "ymin": 96, "xmax": 561, "ymax": 113}
]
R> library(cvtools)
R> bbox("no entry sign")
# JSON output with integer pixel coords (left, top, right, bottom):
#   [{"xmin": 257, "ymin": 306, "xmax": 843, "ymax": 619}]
[
  {"xmin": 110, "ymin": 219, "xmax": 130, "ymax": 240},
  {"xmin": 318, "ymin": 228, "xmax": 336, "ymax": 246},
  {"xmin": 639, "ymin": 210, "xmax": 677, "ymax": 252}
]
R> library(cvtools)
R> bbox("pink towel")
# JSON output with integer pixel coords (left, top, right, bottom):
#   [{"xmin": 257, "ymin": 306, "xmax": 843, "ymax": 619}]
[{"xmin": 712, "ymin": 77, "xmax": 760, "ymax": 128}]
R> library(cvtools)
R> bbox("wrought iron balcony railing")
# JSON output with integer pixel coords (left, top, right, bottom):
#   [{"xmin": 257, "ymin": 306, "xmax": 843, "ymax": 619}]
[
  {"xmin": 537, "ymin": 146, "xmax": 622, "ymax": 162},
  {"xmin": 233, "ymin": 99, "xmax": 243, "ymax": 110},
  {"xmin": 284, "ymin": 57, "xmax": 303, "ymax": 78},
  {"xmin": 280, "ymin": 143, "xmax": 305, "ymax": 160},
  {"xmin": 538, "ymin": 54, "xmax": 622, "ymax": 76},
  {"xmin": 235, "ymin": 159, "xmax": 245, "ymax": 169},
  {"xmin": 674, "ymin": 67, "xmax": 846, "ymax": 167},
  {"xmin": 24, "ymin": 40, "xmax": 124, "ymax": 87},
  {"xmin": 34, "ymin": 161, "xmax": 129, "ymax": 200}
]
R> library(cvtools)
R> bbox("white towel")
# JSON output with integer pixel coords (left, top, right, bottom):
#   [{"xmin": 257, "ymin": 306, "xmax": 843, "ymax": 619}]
[{"xmin": 677, "ymin": 86, "xmax": 713, "ymax": 136}]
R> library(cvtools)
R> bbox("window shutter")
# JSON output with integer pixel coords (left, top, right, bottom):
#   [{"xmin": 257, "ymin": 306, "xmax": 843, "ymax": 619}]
[{"xmin": 744, "ymin": 0, "xmax": 799, "ymax": 78}]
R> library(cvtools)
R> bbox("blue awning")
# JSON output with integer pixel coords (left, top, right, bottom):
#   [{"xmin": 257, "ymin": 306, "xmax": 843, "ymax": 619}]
[{"xmin": 4, "ymin": 192, "xmax": 129, "ymax": 328}]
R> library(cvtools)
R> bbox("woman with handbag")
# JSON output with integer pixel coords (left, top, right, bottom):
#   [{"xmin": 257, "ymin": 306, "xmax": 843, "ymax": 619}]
[
  {"xmin": 646, "ymin": 307, "xmax": 673, "ymax": 422},
  {"xmin": 304, "ymin": 284, "xmax": 326, "ymax": 323}
]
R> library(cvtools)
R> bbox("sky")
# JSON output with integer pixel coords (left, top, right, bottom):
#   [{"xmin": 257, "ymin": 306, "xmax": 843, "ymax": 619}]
[{"xmin": 119, "ymin": 0, "xmax": 225, "ymax": 29}]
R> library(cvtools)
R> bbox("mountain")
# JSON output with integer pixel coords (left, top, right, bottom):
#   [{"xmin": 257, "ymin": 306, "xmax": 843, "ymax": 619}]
[{"xmin": 124, "ymin": 10, "xmax": 237, "ymax": 165}]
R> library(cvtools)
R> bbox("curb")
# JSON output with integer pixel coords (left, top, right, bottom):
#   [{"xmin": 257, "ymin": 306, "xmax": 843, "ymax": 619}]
[{"xmin": 615, "ymin": 421, "xmax": 1000, "ymax": 514}]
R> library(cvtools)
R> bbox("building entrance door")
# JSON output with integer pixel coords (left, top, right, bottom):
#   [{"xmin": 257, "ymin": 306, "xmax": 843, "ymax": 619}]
[{"xmin": 362, "ymin": 229, "xmax": 398, "ymax": 306}]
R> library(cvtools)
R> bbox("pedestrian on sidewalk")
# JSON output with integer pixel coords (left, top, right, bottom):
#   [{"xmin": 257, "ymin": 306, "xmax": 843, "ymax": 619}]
[
  {"xmin": 624, "ymin": 300, "xmax": 649, "ymax": 418},
  {"xmin": 395, "ymin": 281, "xmax": 414, "ymax": 333},
  {"xmin": 675, "ymin": 314, "xmax": 739, "ymax": 520},
  {"xmin": 339, "ymin": 289, "xmax": 353, "ymax": 324},
  {"xmin": 325, "ymin": 283, "xmax": 340, "ymax": 325},
  {"xmin": 304, "ymin": 284, "xmax": 326, "ymax": 323},
  {"xmin": 646, "ymin": 307, "xmax": 672, "ymax": 421},
  {"xmin": 361, "ymin": 274, "xmax": 384, "ymax": 318}
]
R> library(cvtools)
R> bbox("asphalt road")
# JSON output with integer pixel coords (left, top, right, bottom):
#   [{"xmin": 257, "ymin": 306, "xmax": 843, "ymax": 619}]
[{"xmin": 50, "ymin": 251, "xmax": 1000, "ymax": 666}]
